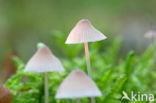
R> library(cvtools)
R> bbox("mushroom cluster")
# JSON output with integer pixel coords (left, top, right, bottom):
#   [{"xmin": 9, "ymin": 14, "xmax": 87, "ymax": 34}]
[
  {"xmin": 24, "ymin": 19, "xmax": 107, "ymax": 103},
  {"xmin": 59, "ymin": 19, "xmax": 107, "ymax": 103}
]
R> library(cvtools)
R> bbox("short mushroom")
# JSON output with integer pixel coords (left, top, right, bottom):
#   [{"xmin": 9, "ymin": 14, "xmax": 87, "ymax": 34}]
[
  {"xmin": 55, "ymin": 70, "xmax": 102, "ymax": 103},
  {"xmin": 65, "ymin": 19, "xmax": 107, "ymax": 77},
  {"xmin": 24, "ymin": 43, "xmax": 65, "ymax": 103}
]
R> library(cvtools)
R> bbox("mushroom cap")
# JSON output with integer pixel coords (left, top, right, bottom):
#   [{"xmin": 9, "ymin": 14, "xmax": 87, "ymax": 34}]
[
  {"xmin": 65, "ymin": 19, "xmax": 107, "ymax": 44},
  {"xmin": 24, "ymin": 45, "xmax": 65, "ymax": 72},
  {"xmin": 0, "ymin": 86, "xmax": 12, "ymax": 103},
  {"xmin": 144, "ymin": 30, "xmax": 156, "ymax": 39},
  {"xmin": 55, "ymin": 70, "xmax": 102, "ymax": 99}
]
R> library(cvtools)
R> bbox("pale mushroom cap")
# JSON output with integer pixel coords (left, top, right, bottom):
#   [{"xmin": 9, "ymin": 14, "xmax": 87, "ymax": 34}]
[
  {"xmin": 24, "ymin": 45, "xmax": 65, "ymax": 72},
  {"xmin": 55, "ymin": 70, "xmax": 102, "ymax": 99},
  {"xmin": 144, "ymin": 30, "xmax": 156, "ymax": 39},
  {"xmin": 65, "ymin": 19, "xmax": 107, "ymax": 44}
]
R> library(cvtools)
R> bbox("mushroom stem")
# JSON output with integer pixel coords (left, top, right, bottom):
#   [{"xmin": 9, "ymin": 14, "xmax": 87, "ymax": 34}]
[
  {"xmin": 91, "ymin": 97, "xmax": 96, "ymax": 103},
  {"xmin": 77, "ymin": 99, "xmax": 81, "ymax": 103},
  {"xmin": 84, "ymin": 42, "xmax": 92, "ymax": 77},
  {"xmin": 44, "ymin": 72, "xmax": 49, "ymax": 103},
  {"xmin": 84, "ymin": 43, "xmax": 96, "ymax": 103}
]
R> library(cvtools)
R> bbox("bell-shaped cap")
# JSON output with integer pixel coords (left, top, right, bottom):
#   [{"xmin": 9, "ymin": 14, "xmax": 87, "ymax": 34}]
[
  {"xmin": 55, "ymin": 70, "xmax": 102, "ymax": 99},
  {"xmin": 24, "ymin": 44, "xmax": 65, "ymax": 72},
  {"xmin": 144, "ymin": 30, "xmax": 156, "ymax": 39},
  {"xmin": 65, "ymin": 19, "xmax": 107, "ymax": 44}
]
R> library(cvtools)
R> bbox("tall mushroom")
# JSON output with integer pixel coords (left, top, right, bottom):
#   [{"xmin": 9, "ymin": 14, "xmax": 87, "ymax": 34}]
[
  {"xmin": 55, "ymin": 70, "xmax": 102, "ymax": 103},
  {"xmin": 24, "ymin": 43, "xmax": 65, "ymax": 103},
  {"xmin": 65, "ymin": 19, "xmax": 107, "ymax": 77}
]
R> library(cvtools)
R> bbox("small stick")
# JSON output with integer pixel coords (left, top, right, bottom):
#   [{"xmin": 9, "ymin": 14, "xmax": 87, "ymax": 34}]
[{"xmin": 44, "ymin": 72, "xmax": 49, "ymax": 103}]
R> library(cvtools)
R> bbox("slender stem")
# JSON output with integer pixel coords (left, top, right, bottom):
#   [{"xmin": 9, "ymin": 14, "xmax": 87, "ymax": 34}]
[
  {"xmin": 91, "ymin": 98, "xmax": 95, "ymax": 103},
  {"xmin": 84, "ymin": 42, "xmax": 92, "ymax": 77},
  {"xmin": 44, "ymin": 72, "xmax": 49, "ymax": 103},
  {"xmin": 84, "ymin": 43, "xmax": 96, "ymax": 103},
  {"xmin": 77, "ymin": 98, "xmax": 81, "ymax": 103}
]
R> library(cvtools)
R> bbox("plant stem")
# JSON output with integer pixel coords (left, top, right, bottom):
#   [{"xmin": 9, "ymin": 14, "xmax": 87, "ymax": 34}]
[
  {"xmin": 77, "ymin": 98, "xmax": 81, "ymax": 103},
  {"xmin": 44, "ymin": 72, "xmax": 49, "ymax": 103},
  {"xmin": 84, "ymin": 42, "xmax": 92, "ymax": 77},
  {"xmin": 84, "ymin": 43, "xmax": 96, "ymax": 103}
]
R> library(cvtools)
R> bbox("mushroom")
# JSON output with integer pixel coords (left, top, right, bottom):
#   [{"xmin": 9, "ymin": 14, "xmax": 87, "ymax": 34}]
[
  {"xmin": 24, "ymin": 43, "xmax": 65, "ymax": 103},
  {"xmin": 55, "ymin": 70, "xmax": 102, "ymax": 103},
  {"xmin": 65, "ymin": 19, "xmax": 107, "ymax": 77},
  {"xmin": 144, "ymin": 30, "xmax": 156, "ymax": 44},
  {"xmin": 0, "ymin": 86, "xmax": 13, "ymax": 103}
]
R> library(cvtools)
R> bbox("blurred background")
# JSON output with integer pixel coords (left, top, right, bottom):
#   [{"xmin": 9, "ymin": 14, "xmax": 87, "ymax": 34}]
[
  {"xmin": 1, "ymin": 1, "xmax": 156, "ymax": 102},
  {"xmin": 0, "ymin": 0, "xmax": 156, "ymax": 103},
  {"xmin": 0, "ymin": 0, "xmax": 156, "ymax": 82}
]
